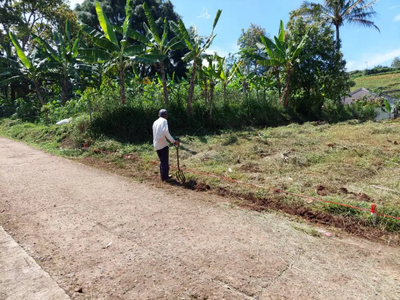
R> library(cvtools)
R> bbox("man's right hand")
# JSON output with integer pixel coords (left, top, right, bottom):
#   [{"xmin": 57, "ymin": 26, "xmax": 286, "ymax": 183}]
[{"xmin": 174, "ymin": 141, "xmax": 180, "ymax": 146}]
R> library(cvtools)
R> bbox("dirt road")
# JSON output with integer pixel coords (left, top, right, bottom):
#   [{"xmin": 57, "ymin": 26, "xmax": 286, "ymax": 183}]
[{"xmin": 0, "ymin": 137, "xmax": 399, "ymax": 300}]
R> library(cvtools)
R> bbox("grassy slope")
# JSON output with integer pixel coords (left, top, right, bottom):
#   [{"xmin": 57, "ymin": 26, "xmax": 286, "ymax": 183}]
[
  {"xmin": 352, "ymin": 72, "xmax": 400, "ymax": 98},
  {"xmin": 1, "ymin": 118, "xmax": 399, "ymax": 235}
]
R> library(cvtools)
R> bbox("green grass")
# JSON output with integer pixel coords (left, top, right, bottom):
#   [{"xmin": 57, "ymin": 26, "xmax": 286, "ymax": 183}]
[{"xmin": 1, "ymin": 117, "xmax": 399, "ymax": 233}]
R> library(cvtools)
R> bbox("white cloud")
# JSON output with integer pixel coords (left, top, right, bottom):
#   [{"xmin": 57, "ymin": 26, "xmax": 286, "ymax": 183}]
[
  {"xmin": 206, "ymin": 44, "xmax": 240, "ymax": 58},
  {"xmin": 69, "ymin": 0, "xmax": 83, "ymax": 8},
  {"xmin": 347, "ymin": 49, "xmax": 400, "ymax": 71},
  {"xmin": 198, "ymin": 8, "xmax": 210, "ymax": 19},
  {"xmin": 394, "ymin": 15, "xmax": 400, "ymax": 22},
  {"xmin": 390, "ymin": 5, "xmax": 400, "ymax": 10},
  {"xmin": 205, "ymin": 47, "xmax": 228, "ymax": 58},
  {"xmin": 202, "ymin": 45, "xmax": 240, "ymax": 67}
]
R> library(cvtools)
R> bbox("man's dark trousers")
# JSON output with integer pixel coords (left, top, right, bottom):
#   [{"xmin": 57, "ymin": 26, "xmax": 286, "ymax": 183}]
[{"xmin": 156, "ymin": 146, "xmax": 169, "ymax": 181}]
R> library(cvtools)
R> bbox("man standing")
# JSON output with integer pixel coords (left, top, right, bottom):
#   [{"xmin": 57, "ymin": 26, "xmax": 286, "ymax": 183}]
[{"xmin": 152, "ymin": 109, "xmax": 180, "ymax": 182}]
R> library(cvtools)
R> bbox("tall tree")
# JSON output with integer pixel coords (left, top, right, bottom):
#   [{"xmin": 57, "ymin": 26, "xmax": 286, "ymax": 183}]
[
  {"xmin": 1, "ymin": 32, "xmax": 51, "ymax": 105},
  {"xmin": 0, "ymin": 0, "xmax": 21, "ymax": 52},
  {"xmin": 80, "ymin": 0, "xmax": 163, "ymax": 104},
  {"xmin": 0, "ymin": 0, "xmax": 76, "ymax": 52},
  {"xmin": 391, "ymin": 57, "xmax": 400, "ymax": 69},
  {"xmin": 75, "ymin": 0, "xmax": 126, "ymax": 30},
  {"xmin": 170, "ymin": 9, "xmax": 222, "ymax": 115},
  {"xmin": 287, "ymin": 14, "xmax": 351, "ymax": 118},
  {"xmin": 200, "ymin": 53, "xmax": 221, "ymax": 117},
  {"xmin": 295, "ymin": 0, "xmax": 379, "ymax": 50},
  {"xmin": 249, "ymin": 20, "xmax": 308, "ymax": 107},
  {"xmin": 75, "ymin": 0, "xmax": 186, "ymax": 77},
  {"xmin": 217, "ymin": 56, "xmax": 241, "ymax": 103},
  {"xmin": 237, "ymin": 23, "xmax": 267, "ymax": 76},
  {"xmin": 141, "ymin": 2, "xmax": 183, "ymax": 105},
  {"xmin": 33, "ymin": 20, "xmax": 81, "ymax": 105}
]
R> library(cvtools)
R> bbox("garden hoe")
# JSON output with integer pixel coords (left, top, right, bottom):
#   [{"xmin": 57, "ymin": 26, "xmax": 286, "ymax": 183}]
[{"xmin": 175, "ymin": 145, "xmax": 186, "ymax": 184}]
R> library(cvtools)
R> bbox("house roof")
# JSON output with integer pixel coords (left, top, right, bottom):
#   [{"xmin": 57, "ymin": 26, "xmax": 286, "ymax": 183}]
[{"xmin": 343, "ymin": 88, "xmax": 398, "ymax": 105}]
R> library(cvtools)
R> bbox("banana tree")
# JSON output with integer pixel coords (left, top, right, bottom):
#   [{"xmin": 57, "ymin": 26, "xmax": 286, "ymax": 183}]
[
  {"xmin": 168, "ymin": 72, "xmax": 188, "ymax": 108},
  {"xmin": 197, "ymin": 65, "xmax": 209, "ymax": 105},
  {"xmin": 32, "ymin": 20, "xmax": 80, "ymax": 105},
  {"xmin": 217, "ymin": 57, "xmax": 241, "ymax": 103},
  {"xmin": 235, "ymin": 65, "xmax": 250, "ymax": 97},
  {"xmin": 382, "ymin": 99, "xmax": 400, "ymax": 119},
  {"xmin": 75, "ymin": 60, "xmax": 108, "ymax": 90},
  {"xmin": 140, "ymin": 2, "xmax": 183, "ymax": 105},
  {"xmin": 200, "ymin": 53, "xmax": 221, "ymax": 117},
  {"xmin": 247, "ymin": 73, "xmax": 274, "ymax": 103},
  {"xmin": 0, "ymin": 32, "xmax": 49, "ymax": 105},
  {"xmin": 80, "ymin": 0, "xmax": 163, "ymax": 104},
  {"xmin": 170, "ymin": 9, "xmax": 222, "ymax": 115},
  {"xmin": 253, "ymin": 20, "xmax": 308, "ymax": 107}
]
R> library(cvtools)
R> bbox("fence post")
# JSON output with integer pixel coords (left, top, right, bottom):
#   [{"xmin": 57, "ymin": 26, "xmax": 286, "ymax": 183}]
[{"xmin": 371, "ymin": 203, "xmax": 377, "ymax": 226}]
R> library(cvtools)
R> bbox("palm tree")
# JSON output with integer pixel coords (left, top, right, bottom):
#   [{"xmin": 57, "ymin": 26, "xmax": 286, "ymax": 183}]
[
  {"xmin": 0, "ymin": 32, "xmax": 50, "ymax": 106},
  {"xmin": 80, "ymin": 0, "xmax": 162, "ymax": 104},
  {"xmin": 235, "ymin": 65, "xmax": 250, "ymax": 97},
  {"xmin": 217, "ymin": 57, "xmax": 241, "ymax": 103},
  {"xmin": 247, "ymin": 73, "xmax": 274, "ymax": 103},
  {"xmin": 141, "ymin": 2, "xmax": 183, "ymax": 105},
  {"xmin": 201, "ymin": 53, "xmax": 221, "ymax": 117},
  {"xmin": 296, "ymin": 0, "xmax": 379, "ymax": 49},
  {"xmin": 33, "ymin": 20, "xmax": 80, "ymax": 105},
  {"xmin": 251, "ymin": 21, "xmax": 308, "ymax": 107},
  {"xmin": 170, "ymin": 9, "xmax": 222, "ymax": 116}
]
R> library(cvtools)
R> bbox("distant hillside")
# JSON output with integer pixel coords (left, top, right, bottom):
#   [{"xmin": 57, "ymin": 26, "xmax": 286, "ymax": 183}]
[{"xmin": 351, "ymin": 72, "xmax": 400, "ymax": 98}]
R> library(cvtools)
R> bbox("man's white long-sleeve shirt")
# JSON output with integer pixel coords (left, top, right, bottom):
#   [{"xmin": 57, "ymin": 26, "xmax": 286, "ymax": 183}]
[{"xmin": 152, "ymin": 117, "xmax": 175, "ymax": 150}]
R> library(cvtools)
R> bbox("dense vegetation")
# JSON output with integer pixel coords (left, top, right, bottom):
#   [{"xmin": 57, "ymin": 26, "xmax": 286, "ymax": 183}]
[{"xmin": 0, "ymin": 0, "xmax": 386, "ymax": 143}]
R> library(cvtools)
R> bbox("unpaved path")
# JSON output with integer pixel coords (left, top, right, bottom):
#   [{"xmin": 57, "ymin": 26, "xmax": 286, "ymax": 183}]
[{"xmin": 0, "ymin": 137, "xmax": 399, "ymax": 300}]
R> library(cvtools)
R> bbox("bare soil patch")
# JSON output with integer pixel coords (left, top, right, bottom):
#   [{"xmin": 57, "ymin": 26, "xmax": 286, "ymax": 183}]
[{"xmin": 79, "ymin": 153, "xmax": 399, "ymax": 246}]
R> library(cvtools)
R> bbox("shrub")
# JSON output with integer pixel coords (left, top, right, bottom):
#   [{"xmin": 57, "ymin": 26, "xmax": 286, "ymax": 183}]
[
  {"xmin": 89, "ymin": 104, "xmax": 155, "ymax": 143},
  {"xmin": 347, "ymin": 101, "xmax": 377, "ymax": 122},
  {"xmin": 0, "ymin": 96, "xmax": 15, "ymax": 118},
  {"xmin": 322, "ymin": 98, "xmax": 351, "ymax": 123},
  {"xmin": 40, "ymin": 97, "xmax": 88, "ymax": 124},
  {"xmin": 12, "ymin": 97, "xmax": 40, "ymax": 122}
]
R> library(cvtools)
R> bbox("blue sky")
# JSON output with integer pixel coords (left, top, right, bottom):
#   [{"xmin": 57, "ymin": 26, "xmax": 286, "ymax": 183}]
[{"xmin": 69, "ymin": 0, "xmax": 400, "ymax": 71}]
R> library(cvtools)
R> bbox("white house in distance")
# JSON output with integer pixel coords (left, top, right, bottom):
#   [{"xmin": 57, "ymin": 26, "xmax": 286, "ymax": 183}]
[{"xmin": 343, "ymin": 87, "xmax": 399, "ymax": 121}]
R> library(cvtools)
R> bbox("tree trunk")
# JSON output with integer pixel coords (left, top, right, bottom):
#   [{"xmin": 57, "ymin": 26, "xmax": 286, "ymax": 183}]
[
  {"xmin": 187, "ymin": 60, "xmax": 197, "ymax": 116},
  {"xmin": 275, "ymin": 68, "xmax": 282, "ymax": 99},
  {"xmin": 335, "ymin": 24, "xmax": 340, "ymax": 51},
  {"xmin": 11, "ymin": 83, "xmax": 16, "ymax": 101},
  {"xmin": 204, "ymin": 78, "xmax": 208, "ymax": 105},
  {"xmin": 242, "ymin": 79, "xmax": 247, "ymax": 94},
  {"xmin": 177, "ymin": 85, "xmax": 182, "ymax": 107},
  {"xmin": 223, "ymin": 83, "xmax": 227, "ymax": 103},
  {"xmin": 263, "ymin": 88, "xmax": 266, "ymax": 104},
  {"xmin": 160, "ymin": 61, "xmax": 169, "ymax": 105},
  {"xmin": 282, "ymin": 69, "xmax": 292, "ymax": 108},
  {"xmin": 61, "ymin": 78, "xmax": 68, "ymax": 105},
  {"xmin": 120, "ymin": 67, "xmax": 126, "ymax": 105},
  {"xmin": 209, "ymin": 82, "xmax": 215, "ymax": 118},
  {"xmin": 33, "ymin": 80, "xmax": 44, "ymax": 106}
]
